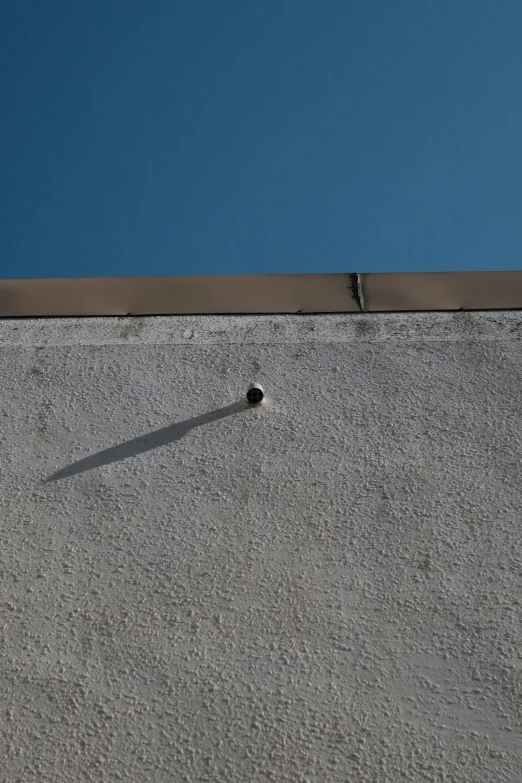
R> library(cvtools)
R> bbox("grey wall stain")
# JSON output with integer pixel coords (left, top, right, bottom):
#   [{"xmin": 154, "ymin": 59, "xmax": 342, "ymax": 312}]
[
  {"xmin": 118, "ymin": 316, "xmax": 146, "ymax": 341},
  {"xmin": 37, "ymin": 400, "xmax": 54, "ymax": 436}
]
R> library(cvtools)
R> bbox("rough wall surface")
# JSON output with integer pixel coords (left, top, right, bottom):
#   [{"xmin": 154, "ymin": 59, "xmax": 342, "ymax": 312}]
[{"xmin": 1, "ymin": 312, "xmax": 521, "ymax": 783}]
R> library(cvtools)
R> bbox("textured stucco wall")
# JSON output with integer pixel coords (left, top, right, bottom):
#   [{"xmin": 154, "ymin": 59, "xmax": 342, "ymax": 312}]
[{"xmin": 1, "ymin": 312, "xmax": 521, "ymax": 782}]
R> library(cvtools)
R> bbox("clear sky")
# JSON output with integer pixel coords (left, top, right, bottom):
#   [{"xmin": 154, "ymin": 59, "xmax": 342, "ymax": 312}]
[{"xmin": 2, "ymin": 1, "xmax": 522, "ymax": 280}]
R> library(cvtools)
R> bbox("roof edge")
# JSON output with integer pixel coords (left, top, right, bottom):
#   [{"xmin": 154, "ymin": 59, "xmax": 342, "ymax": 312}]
[{"xmin": 1, "ymin": 271, "xmax": 522, "ymax": 317}]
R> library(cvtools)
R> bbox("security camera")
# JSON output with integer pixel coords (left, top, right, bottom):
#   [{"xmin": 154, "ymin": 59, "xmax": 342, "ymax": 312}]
[{"xmin": 246, "ymin": 382, "xmax": 264, "ymax": 405}]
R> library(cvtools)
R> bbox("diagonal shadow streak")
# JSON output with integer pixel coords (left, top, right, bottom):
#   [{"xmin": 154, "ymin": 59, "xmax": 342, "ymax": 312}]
[{"xmin": 47, "ymin": 401, "xmax": 246, "ymax": 482}]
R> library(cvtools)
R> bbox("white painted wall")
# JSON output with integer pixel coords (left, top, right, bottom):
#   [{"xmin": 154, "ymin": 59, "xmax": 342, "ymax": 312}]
[{"xmin": 1, "ymin": 312, "xmax": 521, "ymax": 782}]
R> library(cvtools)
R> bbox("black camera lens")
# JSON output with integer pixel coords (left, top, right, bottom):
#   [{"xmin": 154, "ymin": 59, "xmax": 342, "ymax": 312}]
[{"xmin": 246, "ymin": 384, "xmax": 264, "ymax": 405}]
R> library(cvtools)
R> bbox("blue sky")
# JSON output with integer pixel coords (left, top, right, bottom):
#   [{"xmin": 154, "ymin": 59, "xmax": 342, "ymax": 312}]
[{"xmin": 2, "ymin": 1, "xmax": 522, "ymax": 280}]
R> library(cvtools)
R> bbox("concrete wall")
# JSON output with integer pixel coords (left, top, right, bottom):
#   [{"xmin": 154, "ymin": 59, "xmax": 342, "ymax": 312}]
[{"xmin": 1, "ymin": 312, "xmax": 521, "ymax": 782}]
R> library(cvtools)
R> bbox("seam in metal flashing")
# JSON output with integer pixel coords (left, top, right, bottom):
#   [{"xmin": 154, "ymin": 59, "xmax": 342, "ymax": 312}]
[
  {"xmin": 356, "ymin": 273, "xmax": 366, "ymax": 311},
  {"xmin": 349, "ymin": 274, "xmax": 364, "ymax": 312}
]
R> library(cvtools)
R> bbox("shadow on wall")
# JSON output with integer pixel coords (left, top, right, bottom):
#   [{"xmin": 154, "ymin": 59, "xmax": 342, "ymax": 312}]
[{"xmin": 47, "ymin": 401, "xmax": 247, "ymax": 481}]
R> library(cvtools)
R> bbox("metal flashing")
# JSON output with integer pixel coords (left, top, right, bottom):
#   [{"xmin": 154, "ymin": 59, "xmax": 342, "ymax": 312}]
[{"xmin": 1, "ymin": 271, "xmax": 521, "ymax": 316}]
